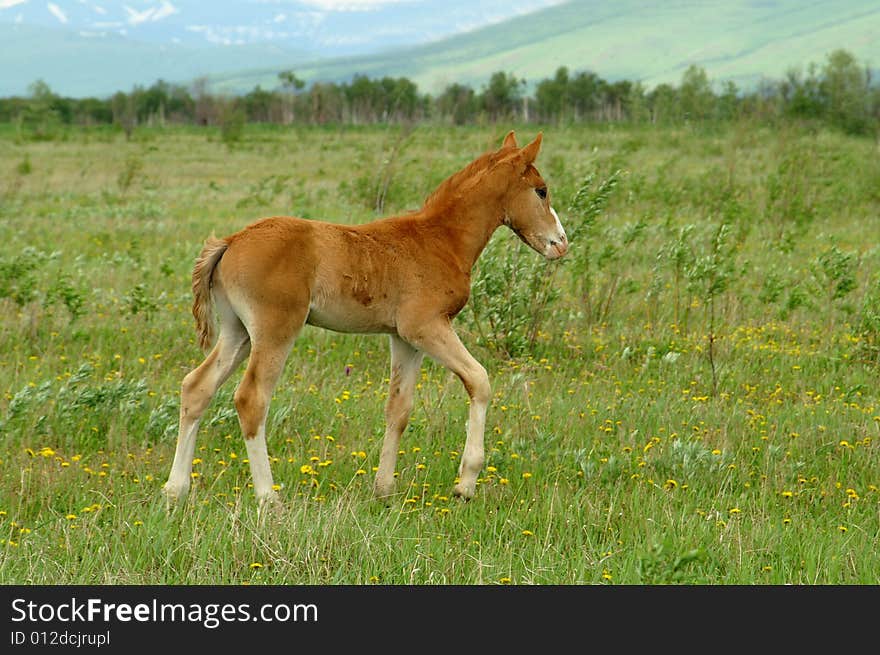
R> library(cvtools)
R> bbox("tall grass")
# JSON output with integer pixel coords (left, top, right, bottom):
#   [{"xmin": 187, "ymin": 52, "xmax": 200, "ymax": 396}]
[{"xmin": 0, "ymin": 122, "xmax": 877, "ymax": 584}]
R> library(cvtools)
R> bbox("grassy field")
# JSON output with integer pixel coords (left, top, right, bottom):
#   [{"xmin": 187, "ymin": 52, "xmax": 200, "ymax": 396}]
[{"xmin": 0, "ymin": 121, "xmax": 878, "ymax": 584}]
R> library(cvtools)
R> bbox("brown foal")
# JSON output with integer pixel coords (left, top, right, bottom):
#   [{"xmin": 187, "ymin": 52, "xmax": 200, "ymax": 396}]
[{"xmin": 163, "ymin": 130, "xmax": 568, "ymax": 507}]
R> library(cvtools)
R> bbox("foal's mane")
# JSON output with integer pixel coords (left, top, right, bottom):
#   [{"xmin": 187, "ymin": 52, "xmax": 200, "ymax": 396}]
[{"xmin": 421, "ymin": 145, "xmax": 515, "ymax": 213}]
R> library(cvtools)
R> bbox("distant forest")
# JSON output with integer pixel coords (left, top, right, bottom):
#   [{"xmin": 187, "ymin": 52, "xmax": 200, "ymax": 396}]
[{"xmin": 2, "ymin": 49, "xmax": 877, "ymax": 138}]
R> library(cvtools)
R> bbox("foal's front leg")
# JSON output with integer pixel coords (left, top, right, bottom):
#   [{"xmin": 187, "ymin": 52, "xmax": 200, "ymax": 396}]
[
  {"xmin": 402, "ymin": 319, "xmax": 490, "ymax": 500},
  {"xmin": 374, "ymin": 335, "xmax": 424, "ymax": 499}
]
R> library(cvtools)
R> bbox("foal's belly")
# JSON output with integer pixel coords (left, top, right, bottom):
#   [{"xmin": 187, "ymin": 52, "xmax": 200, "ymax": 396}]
[{"xmin": 305, "ymin": 300, "xmax": 395, "ymax": 334}]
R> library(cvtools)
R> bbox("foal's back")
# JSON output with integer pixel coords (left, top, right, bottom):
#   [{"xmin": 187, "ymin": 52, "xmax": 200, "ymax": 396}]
[{"xmin": 214, "ymin": 212, "xmax": 467, "ymax": 337}]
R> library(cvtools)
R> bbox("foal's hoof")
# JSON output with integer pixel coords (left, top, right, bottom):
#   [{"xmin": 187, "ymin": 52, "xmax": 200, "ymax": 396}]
[
  {"xmin": 452, "ymin": 481, "xmax": 475, "ymax": 501},
  {"xmin": 256, "ymin": 492, "xmax": 284, "ymax": 520},
  {"xmin": 162, "ymin": 483, "xmax": 189, "ymax": 509},
  {"xmin": 373, "ymin": 478, "xmax": 397, "ymax": 502}
]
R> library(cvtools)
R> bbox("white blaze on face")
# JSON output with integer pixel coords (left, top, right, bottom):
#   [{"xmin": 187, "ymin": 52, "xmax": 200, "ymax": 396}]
[
  {"xmin": 545, "ymin": 206, "xmax": 568, "ymax": 259},
  {"xmin": 551, "ymin": 206, "xmax": 566, "ymax": 241}
]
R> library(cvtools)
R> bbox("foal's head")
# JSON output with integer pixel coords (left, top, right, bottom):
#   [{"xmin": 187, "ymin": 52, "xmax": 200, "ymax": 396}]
[{"xmin": 497, "ymin": 131, "xmax": 568, "ymax": 260}]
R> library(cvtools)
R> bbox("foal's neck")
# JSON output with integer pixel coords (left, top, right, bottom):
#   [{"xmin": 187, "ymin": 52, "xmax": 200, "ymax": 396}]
[{"xmin": 429, "ymin": 197, "xmax": 503, "ymax": 273}]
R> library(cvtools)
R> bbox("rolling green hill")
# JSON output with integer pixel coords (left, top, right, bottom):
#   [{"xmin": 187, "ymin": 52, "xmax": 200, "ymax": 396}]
[{"xmin": 211, "ymin": 0, "xmax": 880, "ymax": 94}]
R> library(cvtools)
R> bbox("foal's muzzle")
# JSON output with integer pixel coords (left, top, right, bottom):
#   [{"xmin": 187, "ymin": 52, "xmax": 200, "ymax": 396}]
[
  {"xmin": 547, "ymin": 234, "xmax": 568, "ymax": 259},
  {"xmin": 544, "ymin": 207, "xmax": 568, "ymax": 259}
]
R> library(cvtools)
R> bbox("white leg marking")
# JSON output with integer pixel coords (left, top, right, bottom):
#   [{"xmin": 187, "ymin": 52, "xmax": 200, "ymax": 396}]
[
  {"xmin": 163, "ymin": 419, "xmax": 200, "ymax": 502},
  {"xmin": 245, "ymin": 425, "xmax": 279, "ymax": 505},
  {"xmin": 375, "ymin": 335, "xmax": 424, "ymax": 498}
]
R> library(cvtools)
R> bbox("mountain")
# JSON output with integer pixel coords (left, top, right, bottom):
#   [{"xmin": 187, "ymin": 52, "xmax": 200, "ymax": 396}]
[
  {"xmin": 2, "ymin": 0, "xmax": 879, "ymax": 98},
  {"xmin": 0, "ymin": 0, "xmax": 562, "ymax": 96},
  {"xmin": 215, "ymin": 0, "xmax": 880, "ymax": 95},
  {"xmin": 0, "ymin": 22, "xmax": 311, "ymax": 97}
]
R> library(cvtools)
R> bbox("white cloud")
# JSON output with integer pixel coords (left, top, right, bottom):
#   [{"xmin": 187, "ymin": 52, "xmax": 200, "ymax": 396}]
[
  {"xmin": 298, "ymin": 0, "xmax": 415, "ymax": 11},
  {"xmin": 124, "ymin": 0, "xmax": 178, "ymax": 25},
  {"xmin": 0, "ymin": 0, "xmax": 29, "ymax": 10},
  {"xmin": 152, "ymin": 0, "xmax": 177, "ymax": 21},
  {"xmin": 47, "ymin": 2, "xmax": 68, "ymax": 23},
  {"xmin": 123, "ymin": 5, "xmax": 153, "ymax": 25}
]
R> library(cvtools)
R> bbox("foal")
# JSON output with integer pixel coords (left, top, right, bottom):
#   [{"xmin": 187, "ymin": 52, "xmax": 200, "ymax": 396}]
[{"xmin": 162, "ymin": 131, "xmax": 568, "ymax": 506}]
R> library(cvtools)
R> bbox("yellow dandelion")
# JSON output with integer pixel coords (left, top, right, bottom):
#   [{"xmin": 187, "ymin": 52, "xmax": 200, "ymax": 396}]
[
  {"xmin": 665, "ymin": 479, "xmax": 678, "ymax": 489},
  {"xmin": 65, "ymin": 514, "xmax": 77, "ymax": 520},
  {"xmin": 602, "ymin": 570, "xmax": 612, "ymax": 581},
  {"xmin": 250, "ymin": 562, "xmax": 263, "ymax": 569},
  {"xmin": 522, "ymin": 472, "xmax": 532, "ymax": 480},
  {"xmin": 499, "ymin": 577, "xmax": 512, "ymax": 585},
  {"xmin": 838, "ymin": 525, "xmax": 847, "ymax": 533},
  {"xmin": 728, "ymin": 508, "xmax": 741, "ymax": 515},
  {"xmin": 522, "ymin": 529, "xmax": 534, "ymax": 537},
  {"xmin": 781, "ymin": 490, "xmax": 793, "ymax": 498}
]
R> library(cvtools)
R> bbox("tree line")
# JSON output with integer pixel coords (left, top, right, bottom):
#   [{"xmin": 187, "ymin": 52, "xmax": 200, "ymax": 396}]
[{"xmin": 2, "ymin": 49, "xmax": 877, "ymax": 138}]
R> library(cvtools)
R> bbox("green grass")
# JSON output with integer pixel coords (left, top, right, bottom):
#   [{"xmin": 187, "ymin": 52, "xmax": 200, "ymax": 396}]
[{"xmin": 0, "ymin": 121, "xmax": 878, "ymax": 584}]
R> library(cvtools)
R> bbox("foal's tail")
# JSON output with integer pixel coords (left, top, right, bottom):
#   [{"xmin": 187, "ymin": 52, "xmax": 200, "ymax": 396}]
[{"xmin": 191, "ymin": 236, "xmax": 228, "ymax": 353}]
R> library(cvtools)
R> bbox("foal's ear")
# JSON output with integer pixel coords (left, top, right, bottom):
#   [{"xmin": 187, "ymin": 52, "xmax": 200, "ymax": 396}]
[
  {"xmin": 521, "ymin": 132, "xmax": 543, "ymax": 165},
  {"xmin": 502, "ymin": 130, "xmax": 518, "ymax": 148}
]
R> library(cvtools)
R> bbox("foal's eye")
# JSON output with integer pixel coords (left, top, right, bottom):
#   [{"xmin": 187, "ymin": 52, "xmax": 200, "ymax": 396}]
[{"xmin": 535, "ymin": 187, "xmax": 548, "ymax": 200}]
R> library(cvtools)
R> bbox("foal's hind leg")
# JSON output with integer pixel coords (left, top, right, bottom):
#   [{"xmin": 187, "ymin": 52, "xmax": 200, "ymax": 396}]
[
  {"xmin": 233, "ymin": 314, "xmax": 305, "ymax": 507},
  {"xmin": 163, "ymin": 321, "xmax": 250, "ymax": 505},
  {"xmin": 374, "ymin": 335, "xmax": 424, "ymax": 499}
]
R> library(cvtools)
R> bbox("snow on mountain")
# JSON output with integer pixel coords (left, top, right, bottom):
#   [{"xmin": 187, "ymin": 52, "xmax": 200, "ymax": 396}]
[{"xmin": 0, "ymin": 0, "xmax": 565, "ymax": 56}]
